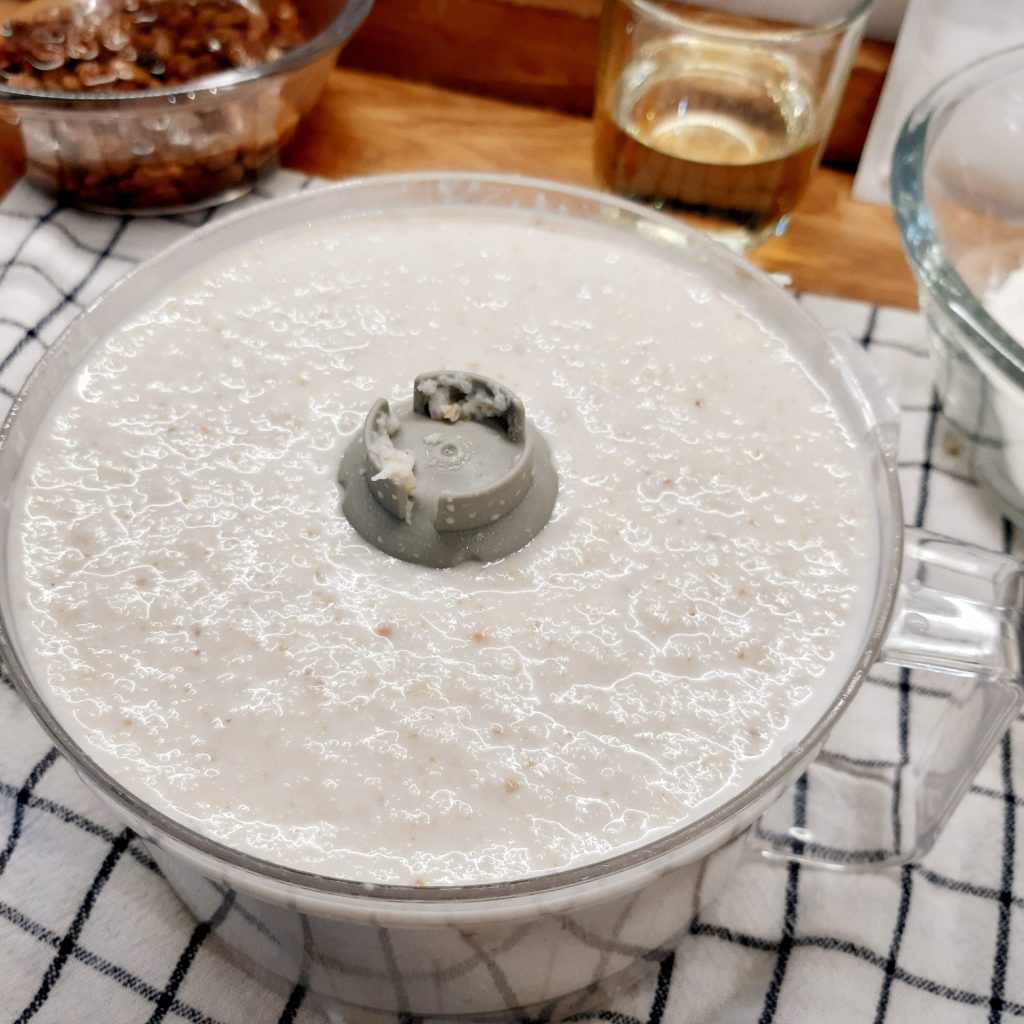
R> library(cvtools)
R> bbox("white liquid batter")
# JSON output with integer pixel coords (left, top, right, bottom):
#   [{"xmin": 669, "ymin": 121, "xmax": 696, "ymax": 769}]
[{"xmin": 8, "ymin": 210, "xmax": 877, "ymax": 884}]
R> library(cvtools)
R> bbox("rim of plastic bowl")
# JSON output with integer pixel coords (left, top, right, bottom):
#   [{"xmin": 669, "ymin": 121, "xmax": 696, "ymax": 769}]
[
  {"xmin": 0, "ymin": 0, "xmax": 373, "ymax": 107},
  {"xmin": 0, "ymin": 172, "xmax": 904, "ymax": 906},
  {"xmin": 891, "ymin": 44, "xmax": 1024, "ymax": 385}
]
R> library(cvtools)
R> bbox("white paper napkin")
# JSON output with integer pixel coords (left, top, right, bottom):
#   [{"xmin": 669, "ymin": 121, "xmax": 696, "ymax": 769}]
[{"xmin": 853, "ymin": 0, "xmax": 1024, "ymax": 206}]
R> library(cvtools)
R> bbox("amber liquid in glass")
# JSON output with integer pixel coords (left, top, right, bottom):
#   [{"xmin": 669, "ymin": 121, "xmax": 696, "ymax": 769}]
[{"xmin": 595, "ymin": 38, "xmax": 822, "ymax": 250}]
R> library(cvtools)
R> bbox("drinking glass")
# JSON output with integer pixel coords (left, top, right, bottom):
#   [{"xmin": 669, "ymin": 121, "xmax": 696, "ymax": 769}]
[{"xmin": 594, "ymin": 0, "xmax": 871, "ymax": 251}]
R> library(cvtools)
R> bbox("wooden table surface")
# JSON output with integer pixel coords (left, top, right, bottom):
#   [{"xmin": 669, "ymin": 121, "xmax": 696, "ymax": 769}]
[{"xmin": 1, "ymin": 67, "xmax": 919, "ymax": 310}]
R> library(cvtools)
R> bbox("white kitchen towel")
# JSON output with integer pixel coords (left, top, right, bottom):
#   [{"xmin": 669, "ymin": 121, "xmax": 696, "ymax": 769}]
[{"xmin": 1, "ymin": 174, "xmax": 1023, "ymax": 1024}]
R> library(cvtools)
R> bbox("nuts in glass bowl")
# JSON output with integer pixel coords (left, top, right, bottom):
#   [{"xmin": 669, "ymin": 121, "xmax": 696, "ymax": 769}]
[
  {"xmin": 0, "ymin": 0, "xmax": 306, "ymax": 92},
  {"xmin": 0, "ymin": 0, "xmax": 372, "ymax": 212}
]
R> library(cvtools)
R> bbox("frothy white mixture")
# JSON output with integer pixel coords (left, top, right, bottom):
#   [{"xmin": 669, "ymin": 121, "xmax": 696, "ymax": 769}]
[{"xmin": 9, "ymin": 211, "xmax": 876, "ymax": 884}]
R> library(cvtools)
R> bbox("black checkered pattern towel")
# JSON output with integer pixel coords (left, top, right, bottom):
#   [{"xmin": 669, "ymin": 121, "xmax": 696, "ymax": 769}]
[{"xmin": 1, "ymin": 173, "xmax": 1023, "ymax": 1024}]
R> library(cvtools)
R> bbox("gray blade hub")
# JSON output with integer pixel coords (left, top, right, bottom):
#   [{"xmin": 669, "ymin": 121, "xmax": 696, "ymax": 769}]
[{"xmin": 338, "ymin": 370, "xmax": 558, "ymax": 568}]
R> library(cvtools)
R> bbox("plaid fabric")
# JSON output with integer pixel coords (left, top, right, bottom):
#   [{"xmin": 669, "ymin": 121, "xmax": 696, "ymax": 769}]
[{"xmin": 1, "ymin": 175, "xmax": 1022, "ymax": 1024}]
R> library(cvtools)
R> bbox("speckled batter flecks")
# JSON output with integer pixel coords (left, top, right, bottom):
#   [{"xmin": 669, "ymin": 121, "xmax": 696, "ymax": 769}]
[{"xmin": 9, "ymin": 211, "xmax": 877, "ymax": 884}]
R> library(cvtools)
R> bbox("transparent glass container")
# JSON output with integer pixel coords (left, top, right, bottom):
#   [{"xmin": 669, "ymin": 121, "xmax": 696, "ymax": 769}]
[
  {"xmin": 0, "ymin": 0, "xmax": 372, "ymax": 213},
  {"xmin": 892, "ymin": 46, "xmax": 1024, "ymax": 528},
  {"xmin": 593, "ymin": 0, "xmax": 870, "ymax": 251},
  {"xmin": 0, "ymin": 174, "xmax": 1021, "ymax": 1017}
]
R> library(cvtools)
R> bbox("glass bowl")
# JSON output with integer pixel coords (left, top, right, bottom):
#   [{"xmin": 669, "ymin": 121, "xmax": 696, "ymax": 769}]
[
  {"xmin": 0, "ymin": 0, "xmax": 372, "ymax": 213},
  {"xmin": 1, "ymin": 174, "xmax": 1021, "ymax": 1016},
  {"xmin": 892, "ymin": 46, "xmax": 1024, "ymax": 527}
]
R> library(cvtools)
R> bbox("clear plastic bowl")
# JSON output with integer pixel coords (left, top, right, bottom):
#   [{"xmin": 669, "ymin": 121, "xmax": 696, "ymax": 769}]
[
  {"xmin": 892, "ymin": 46, "xmax": 1024, "ymax": 527},
  {"xmin": 0, "ymin": 0, "xmax": 372, "ymax": 213},
  {"xmin": 1, "ymin": 175, "xmax": 1021, "ymax": 1016}
]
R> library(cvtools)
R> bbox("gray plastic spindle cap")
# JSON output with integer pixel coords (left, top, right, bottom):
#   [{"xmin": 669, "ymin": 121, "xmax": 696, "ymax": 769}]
[{"xmin": 338, "ymin": 370, "xmax": 558, "ymax": 567}]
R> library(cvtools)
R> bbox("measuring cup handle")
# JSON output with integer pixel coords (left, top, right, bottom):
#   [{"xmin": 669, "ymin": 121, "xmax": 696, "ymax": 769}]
[{"xmin": 753, "ymin": 528, "xmax": 1024, "ymax": 870}]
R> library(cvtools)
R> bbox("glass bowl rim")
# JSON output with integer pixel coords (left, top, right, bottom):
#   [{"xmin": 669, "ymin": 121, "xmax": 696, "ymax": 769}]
[
  {"xmin": 891, "ymin": 44, "xmax": 1024, "ymax": 383},
  {"xmin": 0, "ymin": 170, "xmax": 904, "ymax": 905},
  {"xmin": 0, "ymin": 0, "xmax": 373, "ymax": 106}
]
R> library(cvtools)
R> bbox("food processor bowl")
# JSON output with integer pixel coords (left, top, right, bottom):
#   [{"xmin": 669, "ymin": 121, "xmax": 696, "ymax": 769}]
[{"xmin": 1, "ymin": 174, "xmax": 1021, "ymax": 1017}]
